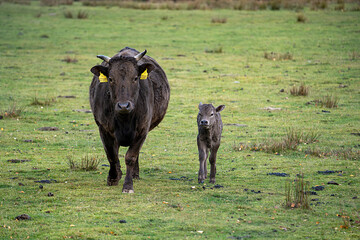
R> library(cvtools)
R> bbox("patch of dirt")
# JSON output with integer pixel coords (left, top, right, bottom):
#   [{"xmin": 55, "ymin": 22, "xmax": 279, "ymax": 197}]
[
  {"xmin": 73, "ymin": 109, "xmax": 92, "ymax": 113},
  {"xmin": 15, "ymin": 214, "xmax": 31, "ymax": 220},
  {"xmin": 7, "ymin": 159, "xmax": 31, "ymax": 163},
  {"xmin": 267, "ymin": 172, "xmax": 289, "ymax": 177},
  {"xmin": 34, "ymin": 179, "xmax": 57, "ymax": 184},
  {"xmin": 58, "ymin": 95, "xmax": 76, "ymax": 98},
  {"xmin": 38, "ymin": 127, "xmax": 59, "ymax": 131}
]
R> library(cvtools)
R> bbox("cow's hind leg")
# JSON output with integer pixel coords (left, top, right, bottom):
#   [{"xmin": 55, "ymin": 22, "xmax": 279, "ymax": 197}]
[
  {"xmin": 99, "ymin": 127, "xmax": 122, "ymax": 186},
  {"xmin": 122, "ymin": 136, "xmax": 146, "ymax": 193}
]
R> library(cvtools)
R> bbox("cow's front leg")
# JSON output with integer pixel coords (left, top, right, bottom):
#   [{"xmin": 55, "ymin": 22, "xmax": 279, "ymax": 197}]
[
  {"xmin": 209, "ymin": 145, "xmax": 219, "ymax": 184},
  {"xmin": 132, "ymin": 156, "xmax": 140, "ymax": 179},
  {"xmin": 198, "ymin": 144, "xmax": 209, "ymax": 183},
  {"xmin": 99, "ymin": 127, "xmax": 122, "ymax": 186},
  {"xmin": 122, "ymin": 137, "xmax": 146, "ymax": 193}
]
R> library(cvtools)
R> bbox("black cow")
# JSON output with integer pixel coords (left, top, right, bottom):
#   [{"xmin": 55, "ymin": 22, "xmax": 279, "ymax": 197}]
[
  {"xmin": 89, "ymin": 47, "xmax": 170, "ymax": 193},
  {"xmin": 197, "ymin": 103, "xmax": 225, "ymax": 184}
]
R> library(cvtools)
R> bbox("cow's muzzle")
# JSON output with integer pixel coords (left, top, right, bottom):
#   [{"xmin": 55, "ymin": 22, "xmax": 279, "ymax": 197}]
[{"xmin": 115, "ymin": 101, "xmax": 133, "ymax": 114}]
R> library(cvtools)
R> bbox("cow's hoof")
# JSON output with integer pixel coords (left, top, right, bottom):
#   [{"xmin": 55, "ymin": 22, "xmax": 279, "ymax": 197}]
[
  {"xmin": 209, "ymin": 179, "xmax": 216, "ymax": 184},
  {"xmin": 122, "ymin": 189, "xmax": 134, "ymax": 193},
  {"xmin": 107, "ymin": 176, "xmax": 120, "ymax": 186}
]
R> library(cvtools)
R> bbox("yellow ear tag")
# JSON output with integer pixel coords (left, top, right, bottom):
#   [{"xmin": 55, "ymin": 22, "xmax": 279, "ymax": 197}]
[
  {"xmin": 140, "ymin": 69, "xmax": 148, "ymax": 80},
  {"xmin": 99, "ymin": 72, "xmax": 108, "ymax": 83}
]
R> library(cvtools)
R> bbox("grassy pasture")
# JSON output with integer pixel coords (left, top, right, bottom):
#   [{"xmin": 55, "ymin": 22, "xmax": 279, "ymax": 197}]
[{"xmin": 0, "ymin": 1, "xmax": 359, "ymax": 239}]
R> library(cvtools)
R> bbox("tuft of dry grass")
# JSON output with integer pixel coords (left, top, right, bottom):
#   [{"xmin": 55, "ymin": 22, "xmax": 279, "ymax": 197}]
[
  {"xmin": 305, "ymin": 147, "xmax": 359, "ymax": 160},
  {"xmin": 205, "ymin": 46, "xmax": 223, "ymax": 54},
  {"xmin": 77, "ymin": 10, "xmax": 88, "ymax": 19},
  {"xmin": 68, "ymin": 155, "xmax": 101, "ymax": 171},
  {"xmin": 311, "ymin": 0, "xmax": 328, "ymax": 10},
  {"xmin": 41, "ymin": 0, "xmax": 73, "ymax": 6},
  {"xmin": 297, "ymin": 13, "xmax": 307, "ymax": 23},
  {"xmin": 315, "ymin": 95, "xmax": 339, "ymax": 108},
  {"xmin": 233, "ymin": 128, "xmax": 320, "ymax": 154},
  {"xmin": 264, "ymin": 51, "xmax": 293, "ymax": 61},
  {"xmin": 30, "ymin": 96, "xmax": 56, "ymax": 106},
  {"xmin": 1, "ymin": 103, "xmax": 23, "ymax": 119},
  {"xmin": 64, "ymin": 10, "xmax": 73, "ymax": 19},
  {"xmin": 290, "ymin": 83, "xmax": 309, "ymax": 96},
  {"xmin": 62, "ymin": 56, "xmax": 78, "ymax": 63},
  {"xmin": 285, "ymin": 173, "xmax": 311, "ymax": 210},
  {"xmin": 349, "ymin": 51, "xmax": 360, "ymax": 60},
  {"xmin": 211, "ymin": 17, "xmax": 227, "ymax": 24}
]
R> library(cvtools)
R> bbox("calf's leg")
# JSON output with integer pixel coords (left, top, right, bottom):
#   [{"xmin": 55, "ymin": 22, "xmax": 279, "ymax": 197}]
[
  {"xmin": 99, "ymin": 127, "xmax": 122, "ymax": 186},
  {"xmin": 209, "ymin": 145, "xmax": 219, "ymax": 184},
  {"xmin": 198, "ymin": 146, "xmax": 209, "ymax": 184}
]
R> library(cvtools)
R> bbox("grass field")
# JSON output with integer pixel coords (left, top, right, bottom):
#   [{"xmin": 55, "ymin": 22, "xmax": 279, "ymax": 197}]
[{"xmin": 0, "ymin": 1, "xmax": 359, "ymax": 239}]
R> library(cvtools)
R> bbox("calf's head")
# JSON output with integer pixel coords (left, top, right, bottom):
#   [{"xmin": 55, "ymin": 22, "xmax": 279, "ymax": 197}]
[
  {"xmin": 90, "ymin": 50, "xmax": 154, "ymax": 114},
  {"xmin": 197, "ymin": 103, "xmax": 225, "ymax": 129}
]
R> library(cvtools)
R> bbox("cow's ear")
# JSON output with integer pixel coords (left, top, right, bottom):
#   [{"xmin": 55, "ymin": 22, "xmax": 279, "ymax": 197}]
[
  {"xmin": 198, "ymin": 102, "xmax": 203, "ymax": 110},
  {"xmin": 216, "ymin": 105, "xmax": 225, "ymax": 113},
  {"xmin": 91, "ymin": 65, "xmax": 108, "ymax": 77},
  {"xmin": 138, "ymin": 63, "xmax": 155, "ymax": 77}
]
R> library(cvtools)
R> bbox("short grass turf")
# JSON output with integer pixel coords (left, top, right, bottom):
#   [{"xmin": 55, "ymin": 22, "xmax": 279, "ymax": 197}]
[{"xmin": 0, "ymin": 1, "xmax": 359, "ymax": 239}]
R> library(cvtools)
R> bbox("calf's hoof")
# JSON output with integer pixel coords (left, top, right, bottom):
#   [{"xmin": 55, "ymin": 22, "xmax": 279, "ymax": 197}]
[
  {"xmin": 122, "ymin": 188, "xmax": 134, "ymax": 193},
  {"xmin": 209, "ymin": 179, "xmax": 216, "ymax": 184}
]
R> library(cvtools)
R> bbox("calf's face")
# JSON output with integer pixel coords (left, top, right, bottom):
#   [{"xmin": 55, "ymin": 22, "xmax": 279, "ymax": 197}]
[
  {"xmin": 197, "ymin": 103, "xmax": 225, "ymax": 129},
  {"xmin": 91, "ymin": 57, "xmax": 154, "ymax": 115}
]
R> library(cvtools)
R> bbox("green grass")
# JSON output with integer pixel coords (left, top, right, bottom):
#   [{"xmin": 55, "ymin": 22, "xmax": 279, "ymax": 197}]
[{"xmin": 0, "ymin": 1, "xmax": 359, "ymax": 239}]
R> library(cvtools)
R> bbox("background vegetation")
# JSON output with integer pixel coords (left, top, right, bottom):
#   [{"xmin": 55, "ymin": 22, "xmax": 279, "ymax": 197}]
[{"xmin": 0, "ymin": 0, "xmax": 359, "ymax": 239}]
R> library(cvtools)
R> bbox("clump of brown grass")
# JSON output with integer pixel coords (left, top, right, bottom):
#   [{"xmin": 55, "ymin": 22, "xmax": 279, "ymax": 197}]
[
  {"xmin": 77, "ymin": 10, "xmax": 88, "ymax": 19},
  {"xmin": 1, "ymin": 103, "xmax": 23, "ymax": 119},
  {"xmin": 285, "ymin": 173, "xmax": 311, "ymax": 210},
  {"xmin": 68, "ymin": 155, "xmax": 101, "ymax": 171},
  {"xmin": 30, "ymin": 96, "xmax": 56, "ymax": 106},
  {"xmin": 233, "ymin": 128, "xmax": 320, "ymax": 154},
  {"xmin": 211, "ymin": 17, "xmax": 227, "ymax": 24},
  {"xmin": 305, "ymin": 147, "xmax": 359, "ymax": 160},
  {"xmin": 314, "ymin": 95, "xmax": 339, "ymax": 108},
  {"xmin": 311, "ymin": 0, "xmax": 328, "ymax": 10},
  {"xmin": 64, "ymin": 10, "xmax": 73, "ymax": 19},
  {"xmin": 264, "ymin": 52, "xmax": 293, "ymax": 61},
  {"xmin": 205, "ymin": 46, "xmax": 223, "ymax": 54},
  {"xmin": 62, "ymin": 56, "xmax": 78, "ymax": 63},
  {"xmin": 269, "ymin": 0, "xmax": 281, "ymax": 10},
  {"xmin": 297, "ymin": 13, "xmax": 307, "ymax": 23},
  {"xmin": 290, "ymin": 83, "xmax": 309, "ymax": 96},
  {"xmin": 349, "ymin": 51, "xmax": 360, "ymax": 60},
  {"xmin": 41, "ymin": 0, "xmax": 73, "ymax": 6}
]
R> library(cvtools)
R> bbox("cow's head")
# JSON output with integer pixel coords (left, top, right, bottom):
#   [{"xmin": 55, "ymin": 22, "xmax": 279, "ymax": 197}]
[
  {"xmin": 90, "ymin": 50, "xmax": 154, "ymax": 114},
  {"xmin": 197, "ymin": 103, "xmax": 225, "ymax": 129}
]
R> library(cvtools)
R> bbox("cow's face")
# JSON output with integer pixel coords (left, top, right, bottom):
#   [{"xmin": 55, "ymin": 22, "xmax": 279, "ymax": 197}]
[
  {"xmin": 91, "ymin": 55, "xmax": 154, "ymax": 115},
  {"xmin": 197, "ymin": 103, "xmax": 225, "ymax": 129}
]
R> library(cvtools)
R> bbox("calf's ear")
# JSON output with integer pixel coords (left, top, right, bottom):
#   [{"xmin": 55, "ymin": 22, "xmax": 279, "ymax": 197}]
[
  {"xmin": 216, "ymin": 105, "xmax": 225, "ymax": 112},
  {"xmin": 198, "ymin": 102, "xmax": 203, "ymax": 109},
  {"xmin": 91, "ymin": 65, "xmax": 109, "ymax": 77},
  {"xmin": 138, "ymin": 63, "xmax": 155, "ymax": 77}
]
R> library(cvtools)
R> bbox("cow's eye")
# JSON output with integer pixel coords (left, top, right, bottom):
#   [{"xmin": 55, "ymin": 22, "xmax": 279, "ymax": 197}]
[
  {"xmin": 108, "ymin": 77, "xmax": 113, "ymax": 83},
  {"xmin": 210, "ymin": 113, "xmax": 214, "ymax": 117},
  {"xmin": 134, "ymin": 77, "xmax": 138, "ymax": 82}
]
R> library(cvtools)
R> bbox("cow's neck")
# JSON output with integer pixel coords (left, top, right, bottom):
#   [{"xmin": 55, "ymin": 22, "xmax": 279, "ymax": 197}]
[{"xmin": 114, "ymin": 113, "xmax": 137, "ymax": 146}]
